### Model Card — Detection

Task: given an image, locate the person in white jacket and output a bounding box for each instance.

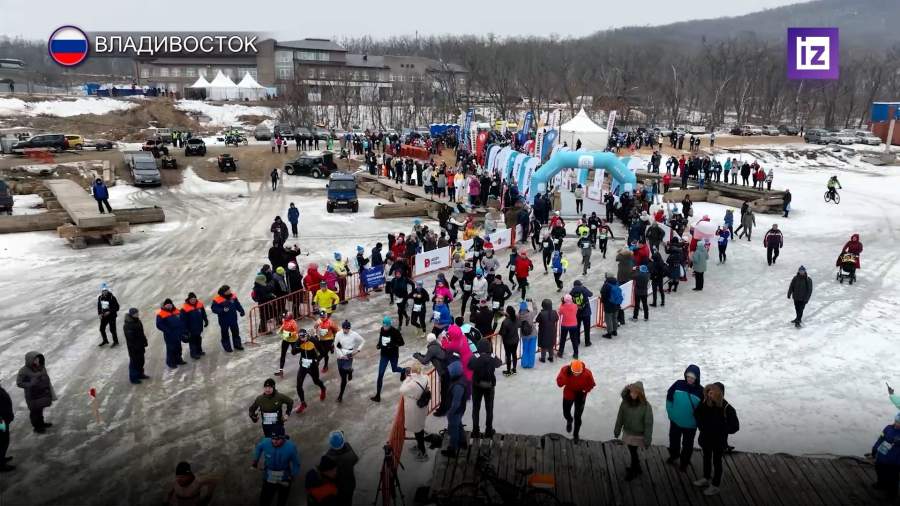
[335,320,365,403]
[471,268,489,304]
[400,362,430,461]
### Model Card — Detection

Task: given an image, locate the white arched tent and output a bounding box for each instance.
[207,71,238,101]
[236,73,267,101]
[188,75,211,89]
[559,108,608,151]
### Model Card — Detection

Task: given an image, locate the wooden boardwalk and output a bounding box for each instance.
[430,433,889,506]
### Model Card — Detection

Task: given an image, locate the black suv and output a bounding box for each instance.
[12,133,68,152]
[284,152,336,178]
[184,138,207,156]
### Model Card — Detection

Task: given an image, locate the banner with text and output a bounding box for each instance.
[414,246,451,276]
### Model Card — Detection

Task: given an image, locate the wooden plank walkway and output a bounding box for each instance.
[429,433,888,506]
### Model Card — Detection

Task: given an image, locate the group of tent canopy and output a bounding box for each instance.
[189,71,267,101]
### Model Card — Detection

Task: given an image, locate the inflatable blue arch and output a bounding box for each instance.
[528,151,637,198]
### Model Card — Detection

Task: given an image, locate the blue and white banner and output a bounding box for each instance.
[462,108,475,150]
[541,129,558,162]
[362,266,386,289]
[517,111,534,146]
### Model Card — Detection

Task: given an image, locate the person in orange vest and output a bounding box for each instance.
[156,299,186,369]
[180,292,209,360]
[313,310,340,373]
[556,359,596,443]
[211,285,246,353]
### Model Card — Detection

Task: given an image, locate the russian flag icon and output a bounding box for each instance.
[49,26,89,67]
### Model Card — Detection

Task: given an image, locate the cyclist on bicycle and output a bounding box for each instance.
[826,175,842,200]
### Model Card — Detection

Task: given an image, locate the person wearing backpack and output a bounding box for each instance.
[400,363,431,461]
[693,382,740,496]
[600,274,623,339]
[666,364,704,471]
[569,280,594,347]
[467,339,502,439]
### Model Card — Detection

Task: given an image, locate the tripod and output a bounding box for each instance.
[373,444,406,506]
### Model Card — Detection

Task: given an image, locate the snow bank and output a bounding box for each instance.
[11,194,45,215]
[175,100,276,127]
[0,97,137,117]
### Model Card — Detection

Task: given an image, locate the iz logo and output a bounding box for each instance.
[787,28,839,80]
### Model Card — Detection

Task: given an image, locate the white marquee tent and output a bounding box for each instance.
[207,71,239,101]
[236,73,267,101]
[559,108,609,151]
[188,75,211,89]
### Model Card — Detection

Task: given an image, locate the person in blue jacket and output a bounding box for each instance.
[211,285,246,352]
[253,424,301,506]
[442,361,470,458]
[569,280,594,347]
[431,295,453,335]
[666,364,704,471]
[92,178,112,214]
[156,299,186,369]
[287,203,300,239]
[180,292,208,360]
[872,413,900,499]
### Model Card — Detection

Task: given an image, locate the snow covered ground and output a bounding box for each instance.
[175,100,276,127]
[0,97,138,118]
[1,148,899,505]
[11,194,45,215]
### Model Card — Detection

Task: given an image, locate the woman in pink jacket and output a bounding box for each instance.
[468,175,481,206]
[441,324,474,382]
[558,294,581,359]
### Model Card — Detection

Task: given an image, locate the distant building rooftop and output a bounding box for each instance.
[277,39,346,52]
[345,54,387,69]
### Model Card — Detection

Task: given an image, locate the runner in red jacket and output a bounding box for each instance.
[556,360,595,443]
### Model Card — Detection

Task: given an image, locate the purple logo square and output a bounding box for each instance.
[787,28,839,80]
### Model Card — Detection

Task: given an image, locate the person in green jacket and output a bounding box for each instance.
[692,241,709,291]
[249,378,294,438]
[614,381,654,481]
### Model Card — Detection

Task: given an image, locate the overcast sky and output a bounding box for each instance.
[0,0,807,40]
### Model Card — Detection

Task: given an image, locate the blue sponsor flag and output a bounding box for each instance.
[462,108,475,150]
[362,266,386,289]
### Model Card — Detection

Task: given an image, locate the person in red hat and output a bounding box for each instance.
[556,359,595,443]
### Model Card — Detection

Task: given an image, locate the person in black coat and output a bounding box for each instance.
[649,250,667,307]
[268,242,288,272]
[498,306,519,375]
[97,284,120,347]
[270,217,289,248]
[371,317,406,403]
[123,308,150,384]
[467,338,501,438]
[413,333,449,416]
[569,280,594,347]
[470,301,496,341]
[0,381,14,472]
[693,382,739,495]
[787,266,813,328]
[535,298,559,363]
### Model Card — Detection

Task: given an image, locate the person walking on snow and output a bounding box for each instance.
[787,266,813,328]
[737,208,755,241]
[156,299,186,369]
[180,292,208,359]
[763,224,784,266]
[666,364,703,471]
[211,285,246,352]
[287,203,300,238]
[400,364,431,461]
[97,283,120,347]
[498,306,520,376]
[16,352,55,433]
[123,308,150,384]
[271,168,280,191]
[570,280,594,347]
[442,361,470,458]
[293,329,327,413]
[371,317,407,403]
[716,226,730,264]
[249,378,293,437]
[782,189,792,218]
[556,360,595,444]
[692,241,708,291]
[632,265,650,319]
[600,274,624,338]
[558,294,581,359]
[92,178,112,214]
[693,382,740,497]
[468,338,502,438]
[614,382,654,481]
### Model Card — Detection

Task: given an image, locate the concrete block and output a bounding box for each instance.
[44,179,116,228]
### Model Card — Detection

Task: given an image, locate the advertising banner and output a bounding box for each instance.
[606,110,617,134]
[587,169,605,201]
[463,108,474,150]
[414,246,451,276]
[362,266,386,289]
[490,228,512,251]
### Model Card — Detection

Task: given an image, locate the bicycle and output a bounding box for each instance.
[824,189,840,204]
[441,449,561,506]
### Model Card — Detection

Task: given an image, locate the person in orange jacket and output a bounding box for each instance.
[556,360,596,443]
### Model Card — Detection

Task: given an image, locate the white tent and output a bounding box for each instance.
[236,73,267,101]
[207,71,238,101]
[559,108,608,151]
[188,75,211,89]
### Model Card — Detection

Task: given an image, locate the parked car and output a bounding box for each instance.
[686,125,706,135]
[87,139,116,151]
[254,124,272,141]
[184,138,207,156]
[217,154,237,172]
[831,130,857,145]
[273,124,294,140]
[12,133,68,152]
[313,127,331,141]
[124,151,161,186]
[729,125,744,135]
[852,130,881,145]
[740,125,763,136]
[653,126,673,137]
[0,179,13,215]
[141,139,169,157]
[156,128,173,143]
[762,125,780,136]
[804,128,832,144]
[777,125,800,135]
[294,127,314,143]
[65,134,85,150]
[674,127,687,137]
[284,151,336,178]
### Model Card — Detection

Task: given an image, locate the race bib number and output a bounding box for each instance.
[280,330,292,340]
[266,470,284,484]
[463,283,472,291]
[492,301,500,309]
[100,301,110,310]
[413,304,423,312]
[262,412,278,425]
[381,336,391,346]
[509,264,516,271]
[301,358,313,368]
[599,233,607,239]
[433,310,441,320]
[318,328,328,337]
[878,441,893,455]
[590,225,597,230]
